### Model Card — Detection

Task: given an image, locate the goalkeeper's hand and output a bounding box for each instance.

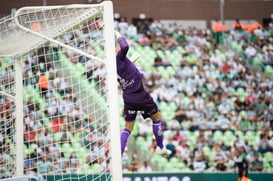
[115,31,122,39]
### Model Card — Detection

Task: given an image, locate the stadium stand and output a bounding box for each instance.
[0,16,272,175]
[117,18,273,173]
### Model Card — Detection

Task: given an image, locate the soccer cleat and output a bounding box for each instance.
[155,147,171,156]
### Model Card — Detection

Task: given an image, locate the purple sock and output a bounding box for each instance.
[152,120,163,149]
[120,128,131,155]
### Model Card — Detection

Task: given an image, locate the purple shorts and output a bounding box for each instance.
[123,90,158,121]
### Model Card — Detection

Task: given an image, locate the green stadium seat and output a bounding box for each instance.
[29,143,38,154]
[72,141,82,149]
[77,147,88,161]
[239,111,247,118]
[90,163,102,173]
[265,65,273,75]
[176,46,184,54]
[62,143,73,158]
[169,157,180,165]
[170,163,185,171]
[171,51,181,67]
[235,130,244,140]
[244,130,257,145]
[186,131,198,148]
[224,130,235,146]
[130,121,139,137]
[157,66,169,79]
[162,107,175,122]
[24,144,29,157]
[158,101,168,111]
[213,130,223,143]
[164,162,176,171]
[155,156,169,170]
[263,152,273,172]
[177,162,188,170]
[78,164,91,174]
[166,66,175,76]
[202,146,213,161]
[185,55,196,63]
[135,137,145,147]
[236,87,246,99]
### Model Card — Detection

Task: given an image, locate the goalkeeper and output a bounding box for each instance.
[115,31,171,156]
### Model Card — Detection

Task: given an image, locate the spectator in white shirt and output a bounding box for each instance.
[138,161,152,173]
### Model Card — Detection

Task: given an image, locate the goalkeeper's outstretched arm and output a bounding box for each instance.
[115,31,140,63]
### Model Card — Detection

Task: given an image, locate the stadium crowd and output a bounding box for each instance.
[0,16,272,177]
[116,17,273,173]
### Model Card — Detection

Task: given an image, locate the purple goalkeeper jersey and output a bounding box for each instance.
[116,37,144,101]
[116,37,159,121]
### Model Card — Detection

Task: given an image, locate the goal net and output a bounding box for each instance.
[0,1,122,181]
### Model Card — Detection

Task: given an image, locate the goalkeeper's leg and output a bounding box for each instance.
[120,121,135,155]
[151,112,171,156]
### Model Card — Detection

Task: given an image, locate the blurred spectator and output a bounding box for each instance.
[53,152,68,173]
[165,137,176,160]
[138,161,152,172]
[118,17,129,37]
[177,143,191,164]
[128,153,140,172]
[187,150,196,170]
[50,116,65,133]
[39,128,53,147]
[101,157,111,172]
[53,72,70,96]
[249,153,264,172]
[137,118,151,140]
[212,144,227,171]
[257,133,273,154]
[138,33,151,47]
[36,155,52,174]
[69,151,80,173]
[49,142,61,158]
[233,19,244,31]
[233,148,249,181]
[86,144,100,165]
[149,138,157,153]
[38,72,49,98]
[122,148,129,171]
[193,153,207,172]
[24,153,36,174]
[215,113,231,131]
[127,23,138,40]
[153,51,163,67]
[150,20,163,36]
[24,125,37,148]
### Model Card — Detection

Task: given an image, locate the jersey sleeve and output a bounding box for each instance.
[118,37,129,60]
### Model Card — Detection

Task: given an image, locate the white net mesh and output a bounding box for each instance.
[0,2,120,181]
[0,56,16,178]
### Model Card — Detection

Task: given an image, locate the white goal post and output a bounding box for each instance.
[0,1,122,181]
